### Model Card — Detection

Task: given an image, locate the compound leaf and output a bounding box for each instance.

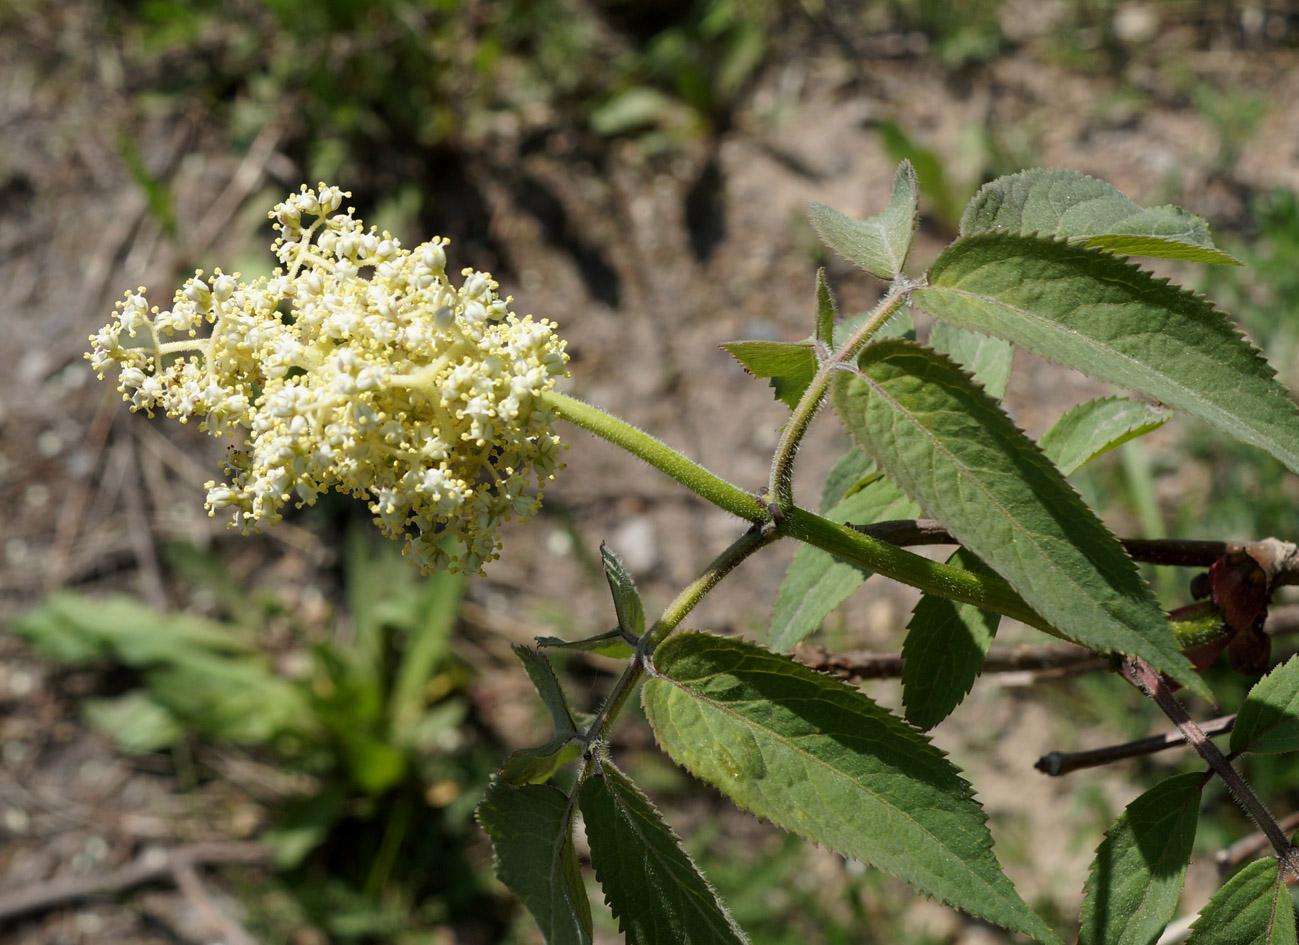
[808,160,919,280]
[913,233,1299,476]
[832,340,1209,699]
[1040,398,1172,476]
[1077,772,1203,945]
[643,631,1062,945]
[1186,858,1296,945]
[579,757,749,945]
[477,780,592,945]
[902,547,1001,731]
[1231,657,1299,755]
[769,477,917,651]
[960,168,1240,265]
[720,340,818,410]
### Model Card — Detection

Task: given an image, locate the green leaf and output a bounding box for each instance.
[769,477,918,651]
[579,757,749,945]
[389,569,463,741]
[815,268,837,345]
[929,322,1013,400]
[902,548,1001,730]
[820,447,876,511]
[720,340,817,410]
[913,233,1299,476]
[1186,858,1296,945]
[537,628,636,660]
[499,736,584,786]
[83,692,184,753]
[807,160,919,280]
[1040,398,1172,476]
[513,645,578,736]
[1231,657,1299,755]
[643,632,1061,945]
[960,167,1241,265]
[477,780,593,945]
[1077,772,1203,945]
[832,340,1210,700]
[602,543,646,638]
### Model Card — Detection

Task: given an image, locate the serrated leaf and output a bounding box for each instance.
[513,645,577,736]
[721,340,817,410]
[807,160,919,279]
[815,268,837,344]
[537,628,635,660]
[832,340,1210,699]
[642,632,1061,945]
[929,322,1013,400]
[579,757,749,945]
[1040,398,1172,476]
[1077,772,1203,945]
[477,781,592,945]
[913,233,1299,476]
[902,547,1001,730]
[769,477,918,651]
[961,167,1241,265]
[1231,657,1299,755]
[1186,858,1296,945]
[499,736,584,786]
[601,543,646,638]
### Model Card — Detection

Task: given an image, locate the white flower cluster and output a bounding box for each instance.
[89,184,569,573]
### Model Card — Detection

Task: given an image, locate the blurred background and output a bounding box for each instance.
[4,1,1299,942]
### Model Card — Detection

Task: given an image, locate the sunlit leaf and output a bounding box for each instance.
[720,340,817,410]
[1231,657,1299,755]
[1186,858,1296,945]
[807,160,919,279]
[602,543,646,638]
[815,268,836,344]
[929,322,1013,400]
[1040,398,1172,476]
[643,632,1062,945]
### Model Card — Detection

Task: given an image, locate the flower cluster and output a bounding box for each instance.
[89,184,568,573]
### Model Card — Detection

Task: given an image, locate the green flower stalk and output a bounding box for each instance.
[88,185,570,573]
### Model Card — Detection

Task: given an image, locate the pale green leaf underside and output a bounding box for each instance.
[601,543,646,638]
[1231,657,1299,755]
[820,448,875,511]
[536,627,636,660]
[960,167,1241,265]
[808,160,919,280]
[832,340,1208,699]
[914,233,1299,476]
[1040,397,1172,476]
[477,781,592,945]
[1077,772,1203,945]
[902,547,1001,731]
[1186,858,1296,945]
[498,736,583,785]
[929,322,1013,400]
[720,340,817,410]
[769,478,918,651]
[643,632,1062,945]
[579,758,750,945]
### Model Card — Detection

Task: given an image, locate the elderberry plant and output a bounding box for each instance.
[90,167,1299,944]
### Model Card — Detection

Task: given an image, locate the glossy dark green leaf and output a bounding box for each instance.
[720,340,817,410]
[1186,858,1296,945]
[579,757,749,945]
[1231,657,1299,755]
[807,160,919,279]
[643,632,1061,945]
[1077,772,1203,945]
[601,543,646,639]
[913,234,1299,475]
[1040,398,1172,476]
[832,340,1209,699]
[477,780,592,945]
[902,547,1001,730]
[960,168,1241,265]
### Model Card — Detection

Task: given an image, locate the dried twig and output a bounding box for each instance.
[799,642,1104,683]
[1036,715,1236,776]
[1217,810,1299,874]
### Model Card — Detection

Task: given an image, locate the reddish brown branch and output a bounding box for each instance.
[1036,715,1236,776]
[800,642,1104,682]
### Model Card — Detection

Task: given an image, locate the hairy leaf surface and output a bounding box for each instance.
[643,632,1062,945]
[832,341,1208,698]
[1186,858,1296,945]
[720,340,817,410]
[477,781,592,945]
[808,160,918,279]
[1077,772,1203,945]
[820,448,876,511]
[929,322,1013,400]
[579,757,749,945]
[913,234,1299,476]
[1231,657,1299,755]
[770,478,917,651]
[960,168,1240,264]
[601,543,646,638]
[1040,398,1172,476]
[902,547,1001,730]
[513,645,577,735]
[815,268,837,344]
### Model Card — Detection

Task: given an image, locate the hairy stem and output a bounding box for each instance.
[768,283,910,507]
